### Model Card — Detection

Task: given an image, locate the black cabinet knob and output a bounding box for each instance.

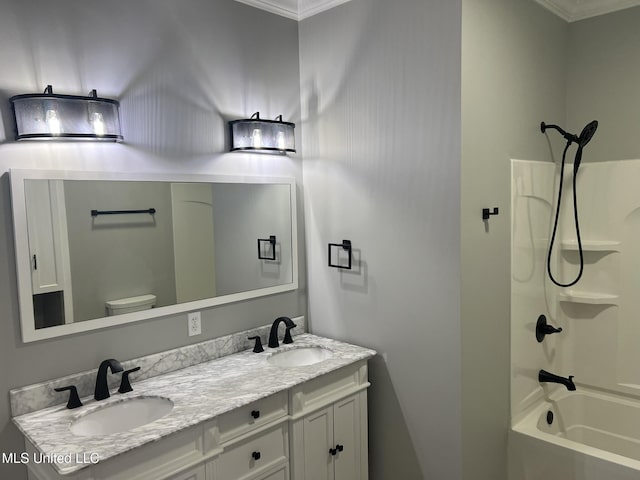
[251,410,260,419]
[252,451,261,461]
[329,447,337,456]
[336,444,344,452]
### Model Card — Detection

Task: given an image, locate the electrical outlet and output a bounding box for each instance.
[188,311,201,336]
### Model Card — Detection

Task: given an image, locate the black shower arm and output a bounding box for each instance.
[540,122,578,144]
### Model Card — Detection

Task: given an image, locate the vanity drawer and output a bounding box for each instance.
[217,391,288,443]
[290,360,368,417]
[214,423,288,480]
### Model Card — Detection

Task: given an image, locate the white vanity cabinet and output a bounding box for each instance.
[289,361,369,480]
[294,394,363,480]
[22,359,370,480]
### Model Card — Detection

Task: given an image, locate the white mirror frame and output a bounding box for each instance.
[10,169,298,343]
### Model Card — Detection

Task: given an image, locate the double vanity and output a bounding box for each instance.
[8,171,374,479]
[11,321,375,480]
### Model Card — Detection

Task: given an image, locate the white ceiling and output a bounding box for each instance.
[234,0,351,21]
[237,0,640,23]
[534,0,640,22]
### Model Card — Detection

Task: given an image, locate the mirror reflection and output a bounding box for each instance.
[16,175,294,334]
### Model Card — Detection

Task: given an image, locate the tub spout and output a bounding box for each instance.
[539,369,576,391]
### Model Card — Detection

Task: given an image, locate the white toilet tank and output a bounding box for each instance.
[105,294,156,316]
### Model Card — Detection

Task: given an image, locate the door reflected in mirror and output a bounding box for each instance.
[11,171,298,342]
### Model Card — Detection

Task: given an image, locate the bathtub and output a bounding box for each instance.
[509,387,640,480]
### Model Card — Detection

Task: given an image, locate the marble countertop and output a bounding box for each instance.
[12,334,375,475]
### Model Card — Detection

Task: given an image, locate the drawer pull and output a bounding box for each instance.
[251,410,260,419]
[252,451,261,461]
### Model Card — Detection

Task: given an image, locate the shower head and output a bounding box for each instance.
[540,120,599,148]
[577,120,598,147]
[574,121,598,174]
[541,120,599,173]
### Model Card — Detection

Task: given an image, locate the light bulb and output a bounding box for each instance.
[91,112,105,136]
[46,109,61,135]
[251,128,262,148]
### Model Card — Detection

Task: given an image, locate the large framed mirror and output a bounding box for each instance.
[10,169,298,342]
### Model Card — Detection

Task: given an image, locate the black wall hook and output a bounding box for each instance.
[482,207,499,220]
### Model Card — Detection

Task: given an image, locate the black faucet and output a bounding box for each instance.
[268,316,296,348]
[538,369,576,391]
[95,358,124,400]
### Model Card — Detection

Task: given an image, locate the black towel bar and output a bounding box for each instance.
[91,208,156,217]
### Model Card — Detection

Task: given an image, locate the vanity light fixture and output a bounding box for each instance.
[229,112,295,153]
[10,85,123,141]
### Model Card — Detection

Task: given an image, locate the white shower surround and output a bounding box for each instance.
[510,158,640,478]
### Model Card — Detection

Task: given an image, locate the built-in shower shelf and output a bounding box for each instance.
[558,291,619,305]
[560,240,620,252]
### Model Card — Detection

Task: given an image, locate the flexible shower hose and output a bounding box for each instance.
[546,142,584,287]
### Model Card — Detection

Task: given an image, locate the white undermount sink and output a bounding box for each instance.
[70,396,174,437]
[267,347,334,367]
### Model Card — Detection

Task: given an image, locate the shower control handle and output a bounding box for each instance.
[536,314,563,343]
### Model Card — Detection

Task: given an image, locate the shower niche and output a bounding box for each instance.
[556,245,620,307]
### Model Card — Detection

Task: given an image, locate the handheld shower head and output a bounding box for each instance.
[577,120,598,147]
[542,119,599,289]
[574,121,598,173]
[541,120,599,173]
[541,120,598,148]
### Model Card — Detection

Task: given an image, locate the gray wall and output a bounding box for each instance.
[566,6,640,162]
[0,1,304,479]
[299,0,462,478]
[65,181,177,321]
[461,1,567,479]
[213,184,293,295]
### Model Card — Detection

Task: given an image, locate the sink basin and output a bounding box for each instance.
[267,347,333,367]
[70,396,173,437]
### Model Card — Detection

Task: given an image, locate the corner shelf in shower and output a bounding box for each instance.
[560,240,620,252]
[557,290,619,305]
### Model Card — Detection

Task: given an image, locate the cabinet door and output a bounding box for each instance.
[167,464,206,480]
[333,394,361,480]
[302,405,334,480]
[24,179,66,293]
[24,179,74,324]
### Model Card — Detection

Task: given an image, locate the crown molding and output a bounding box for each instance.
[235,0,351,21]
[535,0,640,22]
